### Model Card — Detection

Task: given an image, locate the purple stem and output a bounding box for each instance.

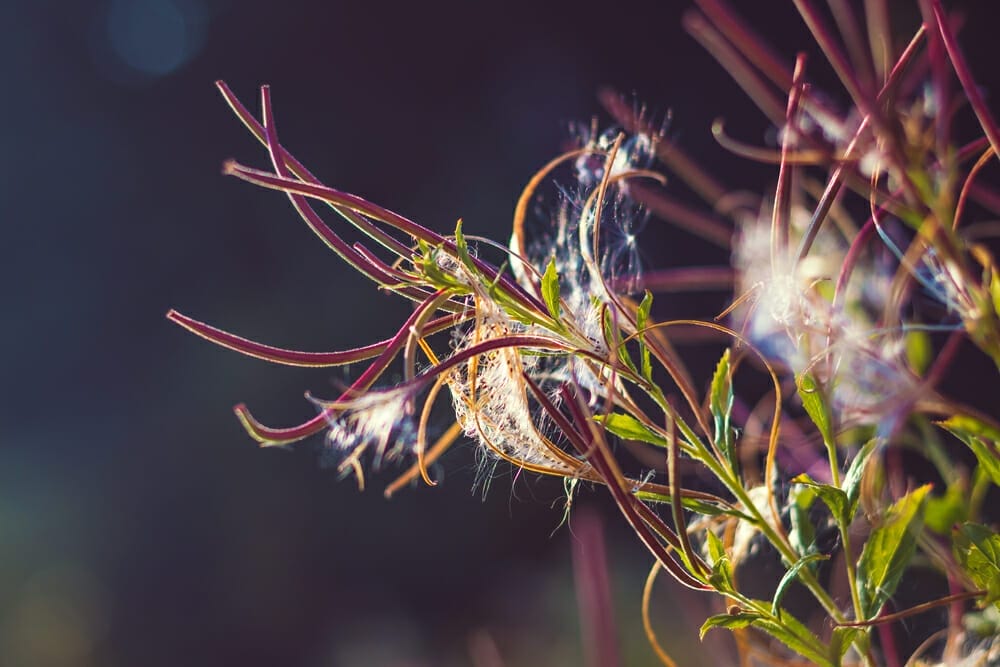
[931,0,1000,161]
[629,266,734,293]
[166,309,463,368]
[235,290,453,444]
[571,509,621,667]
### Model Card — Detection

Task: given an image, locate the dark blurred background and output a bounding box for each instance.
[2,1,998,665]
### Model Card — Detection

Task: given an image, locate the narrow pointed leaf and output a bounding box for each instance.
[793,473,848,525]
[857,484,931,619]
[709,348,736,471]
[705,529,726,565]
[925,481,967,534]
[541,256,561,320]
[788,484,817,558]
[843,438,879,518]
[938,416,1000,486]
[772,553,829,616]
[829,626,866,664]
[954,522,1000,609]
[753,611,833,667]
[636,290,654,380]
[594,413,667,447]
[797,372,836,450]
[699,612,762,639]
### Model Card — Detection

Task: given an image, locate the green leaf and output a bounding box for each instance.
[938,417,1000,486]
[963,437,1000,487]
[593,413,666,447]
[792,474,848,525]
[938,414,1000,442]
[702,601,832,666]
[417,235,480,296]
[924,481,967,534]
[954,522,1000,609]
[709,349,733,419]
[991,269,1000,318]
[709,560,735,594]
[905,329,932,374]
[710,349,737,472]
[541,257,561,321]
[788,484,817,558]
[857,484,931,619]
[704,532,736,594]
[797,372,836,450]
[454,218,469,260]
[485,265,551,328]
[842,438,879,520]
[772,553,829,617]
[829,626,866,664]
[699,612,762,639]
[599,304,638,375]
[705,529,726,564]
[683,502,753,521]
[636,290,653,381]
[753,611,833,667]
[452,218,481,276]
[634,492,751,519]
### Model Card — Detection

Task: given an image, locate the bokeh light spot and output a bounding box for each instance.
[106,0,194,76]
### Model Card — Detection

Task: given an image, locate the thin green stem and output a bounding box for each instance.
[839,526,865,624]
[826,437,842,488]
[694,442,849,625]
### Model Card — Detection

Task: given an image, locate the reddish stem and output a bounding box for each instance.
[571,509,621,667]
[931,1,1000,161]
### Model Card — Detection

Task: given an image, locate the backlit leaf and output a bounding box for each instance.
[541,256,561,321]
[797,372,835,450]
[792,474,848,525]
[772,553,829,617]
[636,290,653,381]
[710,349,737,472]
[700,612,762,639]
[843,439,879,520]
[938,416,1000,486]
[857,485,931,619]
[594,413,666,447]
[954,522,1000,609]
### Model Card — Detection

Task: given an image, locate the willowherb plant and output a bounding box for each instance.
[171,1,1000,664]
